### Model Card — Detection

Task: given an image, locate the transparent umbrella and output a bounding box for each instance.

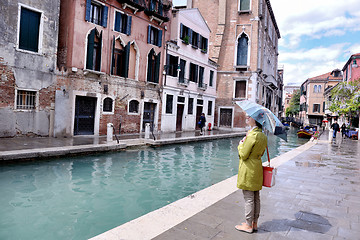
[236,100,287,141]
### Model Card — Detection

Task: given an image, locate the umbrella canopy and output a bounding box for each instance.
[236,100,287,141]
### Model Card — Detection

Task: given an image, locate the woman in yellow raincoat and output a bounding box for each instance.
[235,116,267,233]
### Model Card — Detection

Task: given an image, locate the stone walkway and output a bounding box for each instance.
[151,133,360,239]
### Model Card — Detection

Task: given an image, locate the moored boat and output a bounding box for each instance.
[297,129,313,138]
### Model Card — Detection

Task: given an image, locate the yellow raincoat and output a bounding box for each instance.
[237,127,268,191]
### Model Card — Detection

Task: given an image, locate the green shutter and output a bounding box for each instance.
[86,29,95,70]
[123,42,130,78]
[155,52,161,83]
[111,36,115,74]
[96,32,102,71]
[147,50,153,82]
[19,8,40,52]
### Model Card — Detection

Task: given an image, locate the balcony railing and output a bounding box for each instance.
[198,82,207,90]
[117,0,146,12]
[144,0,170,22]
[178,78,189,86]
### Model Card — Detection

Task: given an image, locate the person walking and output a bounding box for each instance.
[198,113,206,135]
[235,115,268,233]
[331,121,340,139]
[341,123,346,138]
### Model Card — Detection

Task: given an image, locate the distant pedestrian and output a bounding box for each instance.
[341,123,346,138]
[198,113,206,135]
[331,121,340,138]
[235,115,267,233]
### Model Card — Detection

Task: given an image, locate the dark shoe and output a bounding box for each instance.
[252,222,258,232]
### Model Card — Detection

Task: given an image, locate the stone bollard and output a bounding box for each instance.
[145,123,150,139]
[328,129,333,142]
[107,123,113,142]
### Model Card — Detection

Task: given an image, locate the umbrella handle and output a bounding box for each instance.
[266,146,270,167]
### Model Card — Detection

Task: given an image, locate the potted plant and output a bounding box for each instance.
[183,35,189,45]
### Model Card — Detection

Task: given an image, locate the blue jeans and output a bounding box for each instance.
[333,130,337,138]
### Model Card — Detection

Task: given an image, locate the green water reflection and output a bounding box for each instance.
[0,127,307,240]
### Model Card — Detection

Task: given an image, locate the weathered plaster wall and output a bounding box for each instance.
[0,0,60,137]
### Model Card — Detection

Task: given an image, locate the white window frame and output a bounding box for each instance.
[102,96,115,115]
[83,28,104,74]
[233,79,248,99]
[238,0,251,13]
[14,88,39,111]
[16,3,44,55]
[128,99,141,115]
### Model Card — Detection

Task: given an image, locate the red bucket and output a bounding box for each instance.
[263,166,276,188]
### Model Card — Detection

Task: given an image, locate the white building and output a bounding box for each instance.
[160,8,217,132]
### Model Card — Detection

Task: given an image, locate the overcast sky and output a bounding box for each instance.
[173,0,360,86]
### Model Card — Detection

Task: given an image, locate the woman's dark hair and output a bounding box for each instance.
[255,121,262,129]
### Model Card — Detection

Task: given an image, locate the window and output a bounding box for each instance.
[147,25,162,47]
[318,85,322,93]
[188,97,194,114]
[166,94,173,114]
[313,104,320,113]
[239,0,250,11]
[166,54,179,77]
[178,96,185,103]
[235,81,246,98]
[209,70,214,87]
[18,6,41,52]
[86,28,102,71]
[111,38,129,77]
[179,59,186,83]
[237,33,248,66]
[129,100,139,113]
[208,101,213,116]
[189,63,198,82]
[198,66,204,88]
[85,0,108,27]
[180,24,190,43]
[114,11,132,35]
[200,36,208,53]
[103,98,113,112]
[191,31,199,48]
[313,85,317,93]
[16,90,36,110]
[147,49,161,83]
[197,99,203,105]
[323,101,325,112]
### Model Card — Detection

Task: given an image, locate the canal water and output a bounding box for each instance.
[0,127,307,240]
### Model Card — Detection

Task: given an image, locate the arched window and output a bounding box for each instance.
[103,97,113,112]
[236,33,248,66]
[86,28,102,71]
[147,49,160,83]
[314,85,317,93]
[318,85,322,93]
[129,100,139,113]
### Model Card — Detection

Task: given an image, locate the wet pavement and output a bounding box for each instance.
[150,132,360,240]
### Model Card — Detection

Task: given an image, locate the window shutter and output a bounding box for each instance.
[180,23,183,39]
[115,12,121,32]
[19,8,40,52]
[196,33,200,48]
[150,0,155,11]
[155,52,161,83]
[85,0,91,22]
[166,54,170,75]
[102,6,108,27]
[204,38,208,52]
[126,15,132,35]
[194,65,198,83]
[157,30,162,47]
[189,29,193,44]
[86,29,95,70]
[96,32,102,71]
[123,42,130,78]
[147,50,153,82]
[111,36,115,75]
[147,25,151,44]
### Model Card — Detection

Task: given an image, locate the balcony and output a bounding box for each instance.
[144,0,171,23]
[117,0,146,13]
[178,78,189,86]
[198,82,207,90]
